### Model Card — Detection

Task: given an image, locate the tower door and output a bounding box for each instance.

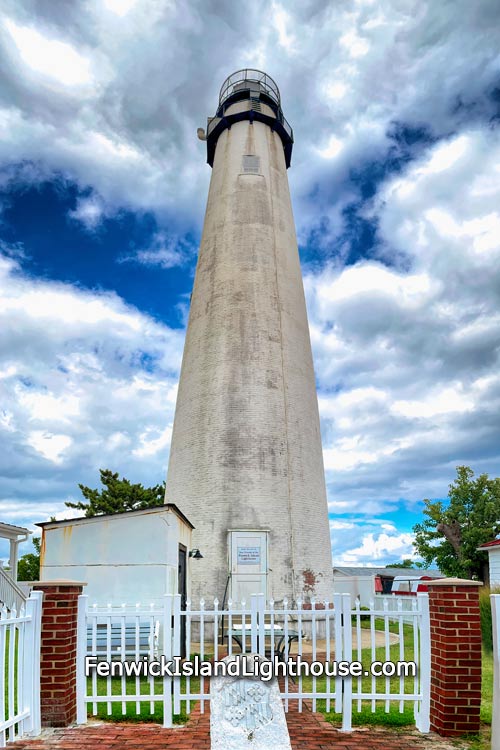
[229,531,268,603]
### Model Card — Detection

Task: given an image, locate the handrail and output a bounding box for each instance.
[0,566,27,613]
[219,572,232,644]
[219,69,281,107]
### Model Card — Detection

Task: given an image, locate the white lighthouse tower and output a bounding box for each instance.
[166,70,333,604]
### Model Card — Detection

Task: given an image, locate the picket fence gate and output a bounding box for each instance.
[0,590,42,746]
[76,592,430,733]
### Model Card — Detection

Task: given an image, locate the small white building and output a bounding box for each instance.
[333,566,443,606]
[0,521,31,583]
[38,505,194,605]
[0,521,32,611]
[478,539,500,586]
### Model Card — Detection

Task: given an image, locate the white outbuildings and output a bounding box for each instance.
[333,566,443,606]
[38,505,194,605]
[478,539,500,586]
[0,521,31,583]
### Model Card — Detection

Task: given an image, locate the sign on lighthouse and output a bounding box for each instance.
[166,69,333,604]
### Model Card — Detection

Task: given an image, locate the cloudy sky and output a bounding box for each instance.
[1,0,500,568]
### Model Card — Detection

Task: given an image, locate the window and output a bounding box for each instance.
[242,154,260,173]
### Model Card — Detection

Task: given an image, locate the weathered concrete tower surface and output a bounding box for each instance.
[166,70,333,604]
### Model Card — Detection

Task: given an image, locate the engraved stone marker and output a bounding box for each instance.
[210,654,292,750]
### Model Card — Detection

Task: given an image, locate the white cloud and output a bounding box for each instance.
[26,431,73,463]
[330,520,355,530]
[392,386,474,419]
[121,231,192,269]
[4,19,92,87]
[324,81,348,101]
[0,0,498,234]
[133,425,172,457]
[0,251,184,535]
[419,136,469,176]
[68,193,110,230]
[17,390,80,423]
[339,531,415,564]
[339,30,370,58]
[317,135,344,159]
[306,125,500,549]
[1,0,500,567]
[329,515,418,566]
[271,2,296,52]
[103,0,140,17]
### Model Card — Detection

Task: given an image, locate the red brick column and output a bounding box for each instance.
[32,581,85,727]
[426,578,482,737]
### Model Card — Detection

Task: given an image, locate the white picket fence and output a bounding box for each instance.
[374,593,424,623]
[76,592,430,733]
[0,591,43,746]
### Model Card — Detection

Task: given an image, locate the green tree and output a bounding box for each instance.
[413,465,500,581]
[65,469,165,517]
[386,559,416,569]
[17,537,41,581]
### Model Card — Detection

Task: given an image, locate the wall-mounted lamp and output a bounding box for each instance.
[189,548,203,560]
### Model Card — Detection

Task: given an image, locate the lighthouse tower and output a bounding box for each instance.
[166,70,333,604]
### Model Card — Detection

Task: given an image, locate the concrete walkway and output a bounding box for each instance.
[9,703,475,750]
[193,628,399,658]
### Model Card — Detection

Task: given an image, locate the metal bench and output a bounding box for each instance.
[86,621,159,659]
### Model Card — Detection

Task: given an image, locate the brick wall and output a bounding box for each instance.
[426,578,482,736]
[33,581,84,727]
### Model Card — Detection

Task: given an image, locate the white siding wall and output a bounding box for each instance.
[333,575,375,606]
[488,548,500,586]
[40,508,191,605]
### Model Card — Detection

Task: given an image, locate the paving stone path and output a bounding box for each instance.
[9,701,475,750]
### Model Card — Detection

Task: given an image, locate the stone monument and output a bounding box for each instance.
[210,654,292,750]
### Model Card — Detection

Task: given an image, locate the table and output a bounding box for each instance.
[225,624,299,660]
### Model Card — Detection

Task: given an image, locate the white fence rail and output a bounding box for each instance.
[374,593,423,623]
[76,599,167,725]
[173,594,345,727]
[77,592,430,733]
[0,591,42,746]
[351,593,430,732]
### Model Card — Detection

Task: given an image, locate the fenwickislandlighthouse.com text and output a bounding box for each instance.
[85,655,416,680]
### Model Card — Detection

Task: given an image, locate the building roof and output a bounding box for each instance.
[36,504,194,530]
[477,539,500,549]
[0,522,31,540]
[333,565,442,578]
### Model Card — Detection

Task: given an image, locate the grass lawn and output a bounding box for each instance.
[481,648,493,725]
[87,672,202,725]
[316,617,494,734]
[303,618,419,729]
[2,628,19,720]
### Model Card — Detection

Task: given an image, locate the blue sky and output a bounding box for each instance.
[1,0,500,568]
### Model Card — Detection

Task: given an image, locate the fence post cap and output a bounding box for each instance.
[424,577,483,587]
[31,579,87,588]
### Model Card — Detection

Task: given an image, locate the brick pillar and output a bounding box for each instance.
[32,581,85,727]
[426,578,482,737]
